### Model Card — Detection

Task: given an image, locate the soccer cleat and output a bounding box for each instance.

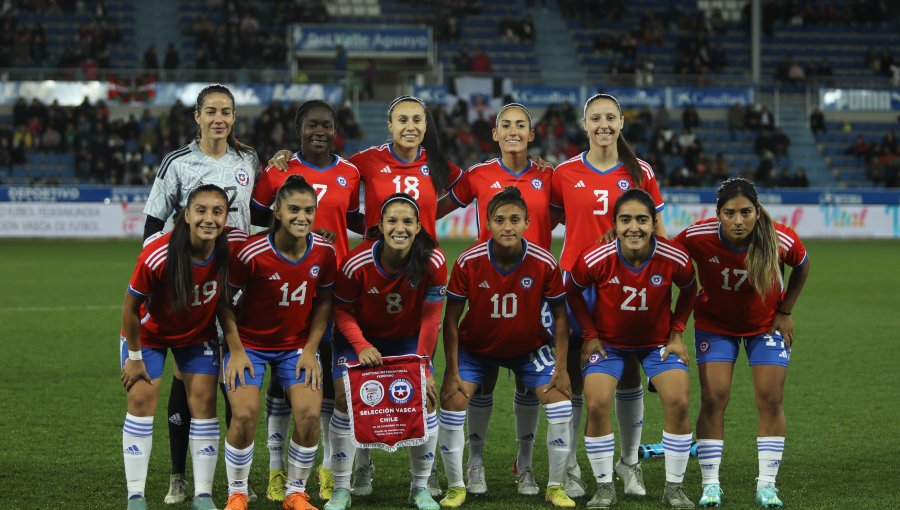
[661,482,695,509]
[614,459,647,496]
[465,464,487,495]
[350,461,374,496]
[545,485,577,508]
[268,469,288,501]
[284,491,318,510]
[318,465,335,501]
[586,482,617,509]
[248,482,257,502]
[191,494,218,510]
[224,493,248,510]
[699,483,723,507]
[408,487,440,510]
[427,466,443,497]
[127,496,148,510]
[323,488,352,510]
[562,465,586,498]
[755,483,783,508]
[164,473,188,504]
[515,467,540,496]
[638,442,665,459]
[439,486,466,508]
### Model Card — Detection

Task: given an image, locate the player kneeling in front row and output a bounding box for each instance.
[567,189,698,509]
[220,176,336,510]
[439,187,576,509]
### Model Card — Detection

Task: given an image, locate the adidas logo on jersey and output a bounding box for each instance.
[607,276,620,284]
[490,181,502,189]
[367,286,379,294]
[478,280,490,289]
[380,166,392,173]
[708,256,720,264]
[269,272,281,280]
[574,180,586,188]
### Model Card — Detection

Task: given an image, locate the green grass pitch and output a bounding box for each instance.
[1,238,898,510]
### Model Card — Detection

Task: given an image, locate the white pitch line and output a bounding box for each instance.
[0,304,120,313]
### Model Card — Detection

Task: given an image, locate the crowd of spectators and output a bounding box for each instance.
[844,127,899,187]
[0,96,365,186]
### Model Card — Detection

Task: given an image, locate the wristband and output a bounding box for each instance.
[777,309,792,315]
[128,349,143,361]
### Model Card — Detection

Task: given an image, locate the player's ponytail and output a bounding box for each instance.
[388,96,451,193]
[166,184,231,313]
[375,192,437,288]
[716,177,780,297]
[271,175,317,232]
[583,93,644,186]
[487,186,529,221]
[195,84,255,158]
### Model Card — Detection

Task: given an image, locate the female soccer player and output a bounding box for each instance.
[550,93,667,498]
[142,84,261,505]
[251,100,361,502]
[436,103,555,496]
[325,193,447,510]
[438,187,575,509]
[566,189,697,510]
[674,178,810,508]
[219,175,336,510]
[121,184,245,510]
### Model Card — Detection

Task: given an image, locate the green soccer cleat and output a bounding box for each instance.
[699,483,723,507]
[324,488,352,510]
[409,487,440,510]
[755,483,784,508]
[439,486,467,508]
[127,496,148,510]
[191,494,219,510]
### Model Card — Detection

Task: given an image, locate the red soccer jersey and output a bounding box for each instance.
[334,240,448,340]
[251,153,360,262]
[550,152,664,271]
[349,144,462,240]
[447,239,565,359]
[229,233,336,350]
[674,218,808,336]
[569,237,695,349]
[127,228,248,349]
[449,158,553,249]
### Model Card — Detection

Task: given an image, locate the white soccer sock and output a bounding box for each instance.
[329,411,355,489]
[466,394,493,467]
[438,409,467,488]
[568,394,584,472]
[662,431,693,483]
[122,413,153,498]
[224,441,254,496]
[757,436,785,486]
[320,398,335,470]
[266,395,291,471]
[408,411,438,489]
[545,401,573,486]
[615,386,644,465]
[696,439,724,485]
[189,418,220,496]
[286,440,318,495]
[514,391,540,472]
[585,433,615,484]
